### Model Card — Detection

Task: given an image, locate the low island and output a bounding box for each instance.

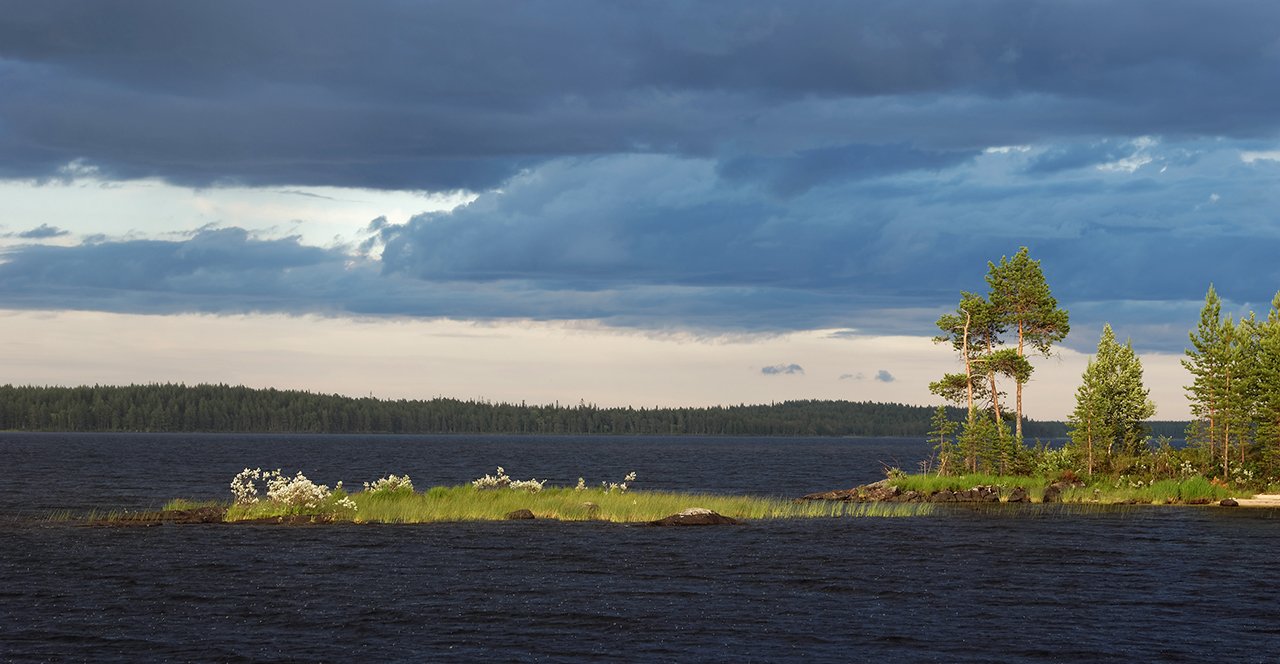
[79,460,1280,530]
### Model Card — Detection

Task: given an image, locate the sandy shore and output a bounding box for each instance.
[1233,494,1280,507]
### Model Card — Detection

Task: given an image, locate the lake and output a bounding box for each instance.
[2,433,1278,662]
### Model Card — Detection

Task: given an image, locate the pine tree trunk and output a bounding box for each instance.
[962,311,976,473]
[987,337,1001,425]
[1016,321,1025,439]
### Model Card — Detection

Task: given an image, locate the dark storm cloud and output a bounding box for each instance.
[2,1,1279,189]
[7,223,70,239]
[719,144,980,196]
[1,2,1277,352]
[3,146,1276,352]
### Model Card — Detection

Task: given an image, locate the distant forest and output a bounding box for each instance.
[0,384,1188,438]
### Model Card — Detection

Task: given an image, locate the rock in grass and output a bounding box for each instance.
[649,508,740,526]
[1006,486,1030,503]
[505,509,536,520]
[1219,498,1239,507]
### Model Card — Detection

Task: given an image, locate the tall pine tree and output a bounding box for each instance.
[1257,293,1280,473]
[986,247,1070,440]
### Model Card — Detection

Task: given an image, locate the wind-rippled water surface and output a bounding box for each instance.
[3,433,1278,662]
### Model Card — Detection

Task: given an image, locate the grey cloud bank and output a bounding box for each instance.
[1,1,1278,353]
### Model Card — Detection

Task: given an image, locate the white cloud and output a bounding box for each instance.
[1240,150,1280,163]
[0,177,473,250]
[1096,136,1158,173]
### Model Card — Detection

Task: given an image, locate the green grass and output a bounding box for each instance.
[162,498,223,511]
[889,473,1043,494]
[223,485,932,523]
[891,472,1239,504]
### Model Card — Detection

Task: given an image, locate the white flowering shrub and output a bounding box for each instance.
[229,468,344,514]
[509,478,546,492]
[266,471,332,510]
[471,467,546,493]
[231,468,265,505]
[594,471,639,494]
[363,474,414,496]
[336,497,358,512]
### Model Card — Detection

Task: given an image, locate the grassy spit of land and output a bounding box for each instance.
[142,486,932,525]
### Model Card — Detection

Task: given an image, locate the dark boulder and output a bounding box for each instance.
[799,488,861,501]
[649,508,740,526]
[930,490,956,503]
[1219,498,1239,507]
[1042,484,1062,503]
[1006,486,1030,503]
[505,509,536,520]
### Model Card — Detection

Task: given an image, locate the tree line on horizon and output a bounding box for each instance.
[0,383,1184,437]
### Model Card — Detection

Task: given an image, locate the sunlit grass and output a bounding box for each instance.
[223,485,932,523]
[892,472,1238,504]
[1052,477,1235,504]
[162,498,223,511]
[889,473,1041,494]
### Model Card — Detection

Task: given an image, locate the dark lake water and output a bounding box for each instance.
[3,432,1279,662]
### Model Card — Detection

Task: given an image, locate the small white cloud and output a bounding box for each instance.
[1096,154,1153,174]
[983,145,1032,154]
[1096,136,1157,173]
[56,158,102,179]
[838,372,865,381]
[1209,193,1220,203]
[1240,150,1280,164]
[874,369,896,383]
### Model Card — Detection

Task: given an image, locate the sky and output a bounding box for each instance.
[2,1,1279,420]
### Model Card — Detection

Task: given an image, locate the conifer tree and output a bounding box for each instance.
[986,247,1070,439]
[928,406,959,475]
[1068,355,1105,475]
[1068,324,1155,473]
[1183,285,1234,476]
[1257,293,1280,473]
[931,292,1002,470]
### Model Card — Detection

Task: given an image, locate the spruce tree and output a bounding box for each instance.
[1068,324,1156,473]
[1183,285,1234,476]
[1257,293,1280,473]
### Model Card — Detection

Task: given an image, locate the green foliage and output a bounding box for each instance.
[933,247,1069,466]
[1068,324,1156,474]
[1183,287,1280,477]
[888,472,1035,494]
[985,247,1070,438]
[927,406,960,475]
